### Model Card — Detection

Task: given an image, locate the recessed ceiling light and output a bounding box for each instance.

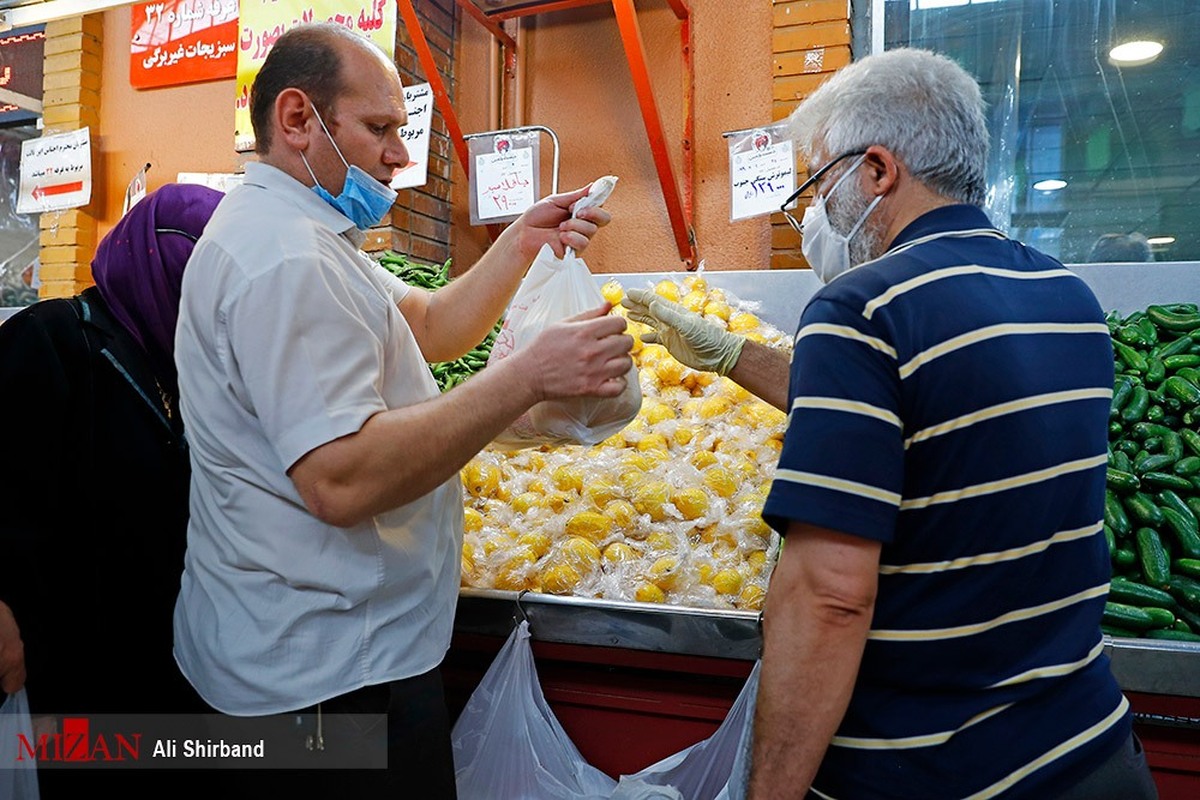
[1033,179,1067,191]
[1147,236,1176,246]
[1108,40,1164,66]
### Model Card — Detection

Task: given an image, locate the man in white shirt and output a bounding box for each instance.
[173,21,631,797]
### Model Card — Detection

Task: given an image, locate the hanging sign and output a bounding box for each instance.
[726,122,795,221]
[130,0,239,89]
[466,129,542,225]
[235,0,396,152]
[390,82,433,191]
[17,128,92,215]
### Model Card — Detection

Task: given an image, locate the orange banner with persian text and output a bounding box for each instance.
[130,0,239,89]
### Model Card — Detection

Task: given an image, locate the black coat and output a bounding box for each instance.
[0,287,199,714]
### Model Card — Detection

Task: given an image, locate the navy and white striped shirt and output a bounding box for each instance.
[763,205,1129,799]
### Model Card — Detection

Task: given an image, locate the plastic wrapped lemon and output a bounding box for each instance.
[565,510,613,543]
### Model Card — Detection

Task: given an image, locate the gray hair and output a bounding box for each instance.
[788,48,989,207]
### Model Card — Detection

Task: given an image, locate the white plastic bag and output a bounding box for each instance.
[488,178,641,450]
[452,620,616,800]
[0,690,41,800]
[610,660,760,800]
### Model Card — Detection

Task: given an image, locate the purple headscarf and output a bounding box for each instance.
[91,183,223,385]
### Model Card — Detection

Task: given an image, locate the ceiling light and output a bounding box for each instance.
[1146,236,1175,246]
[1108,40,1164,67]
[1033,179,1067,191]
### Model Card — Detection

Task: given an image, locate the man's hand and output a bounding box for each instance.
[512,182,613,260]
[0,600,26,694]
[624,286,745,376]
[521,304,634,402]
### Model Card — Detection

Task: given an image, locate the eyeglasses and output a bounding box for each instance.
[780,149,868,234]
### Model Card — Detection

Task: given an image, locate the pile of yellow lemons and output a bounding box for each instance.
[460,275,793,612]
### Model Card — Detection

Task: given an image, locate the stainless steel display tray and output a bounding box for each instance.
[455,588,1200,697]
[454,261,1200,698]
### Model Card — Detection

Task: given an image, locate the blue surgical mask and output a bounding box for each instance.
[299,104,398,230]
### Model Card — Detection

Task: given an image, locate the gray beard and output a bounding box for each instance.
[829,185,885,267]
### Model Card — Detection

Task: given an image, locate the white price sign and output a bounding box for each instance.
[18,128,93,215]
[730,135,795,221]
[474,147,535,221]
[391,82,434,191]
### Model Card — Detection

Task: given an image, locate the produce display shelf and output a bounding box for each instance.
[453,260,1200,699]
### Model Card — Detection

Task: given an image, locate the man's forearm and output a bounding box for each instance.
[748,527,877,798]
[728,339,791,412]
[749,601,871,797]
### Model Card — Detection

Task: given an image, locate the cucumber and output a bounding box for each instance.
[1175,605,1200,633]
[1111,377,1134,417]
[1145,628,1200,641]
[1146,358,1167,385]
[1163,375,1200,405]
[1182,429,1200,457]
[1121,384,1150,421]
[1156,334,1197,359]
[1160,506,1200,559]
[1107,469,1141,493]
[1114,548,1137,569]
[1168,575,1200,611]
[1124,493,1163,526]
[1174,558,1200,580]
[1141,472,1195,493]
[1109,577,1178,609]
[1163,355,1200,371]
[1115,439,1140,457]
[1134,454,1177,474]
[1156,489,1198,527]
[1147,305,1200,332]
[1103,602,1156,631]
[1105,490,1132,537]
[1136,527,1171,587]
[1114,341,1149,374]
[1173,456,1200,476]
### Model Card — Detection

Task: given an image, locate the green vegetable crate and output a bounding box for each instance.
[1104,303,1200,643]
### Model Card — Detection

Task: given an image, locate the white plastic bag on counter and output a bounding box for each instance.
[452,620,616,800]
[488,177,641,450]
[610,660,759,800]
[0,690,41,800]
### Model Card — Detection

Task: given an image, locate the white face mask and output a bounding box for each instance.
[800,154,882,284]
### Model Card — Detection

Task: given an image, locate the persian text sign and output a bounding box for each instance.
[390,82,433,191]
[475,147,535,221]
[235,0,395,152]
[130,0,239,89]
[17,129,92,215]
[728,126,794,221]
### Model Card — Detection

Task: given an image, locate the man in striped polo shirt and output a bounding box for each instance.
[630,48,1157,800]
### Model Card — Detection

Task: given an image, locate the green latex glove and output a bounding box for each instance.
[624,286,745,376]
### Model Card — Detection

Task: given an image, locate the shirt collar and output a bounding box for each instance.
[241,161,366,249]
[888,204,998,251]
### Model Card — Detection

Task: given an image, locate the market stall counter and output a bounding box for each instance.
[444,265,1200,797]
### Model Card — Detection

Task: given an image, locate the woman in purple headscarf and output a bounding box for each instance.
[0,184,223,735]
